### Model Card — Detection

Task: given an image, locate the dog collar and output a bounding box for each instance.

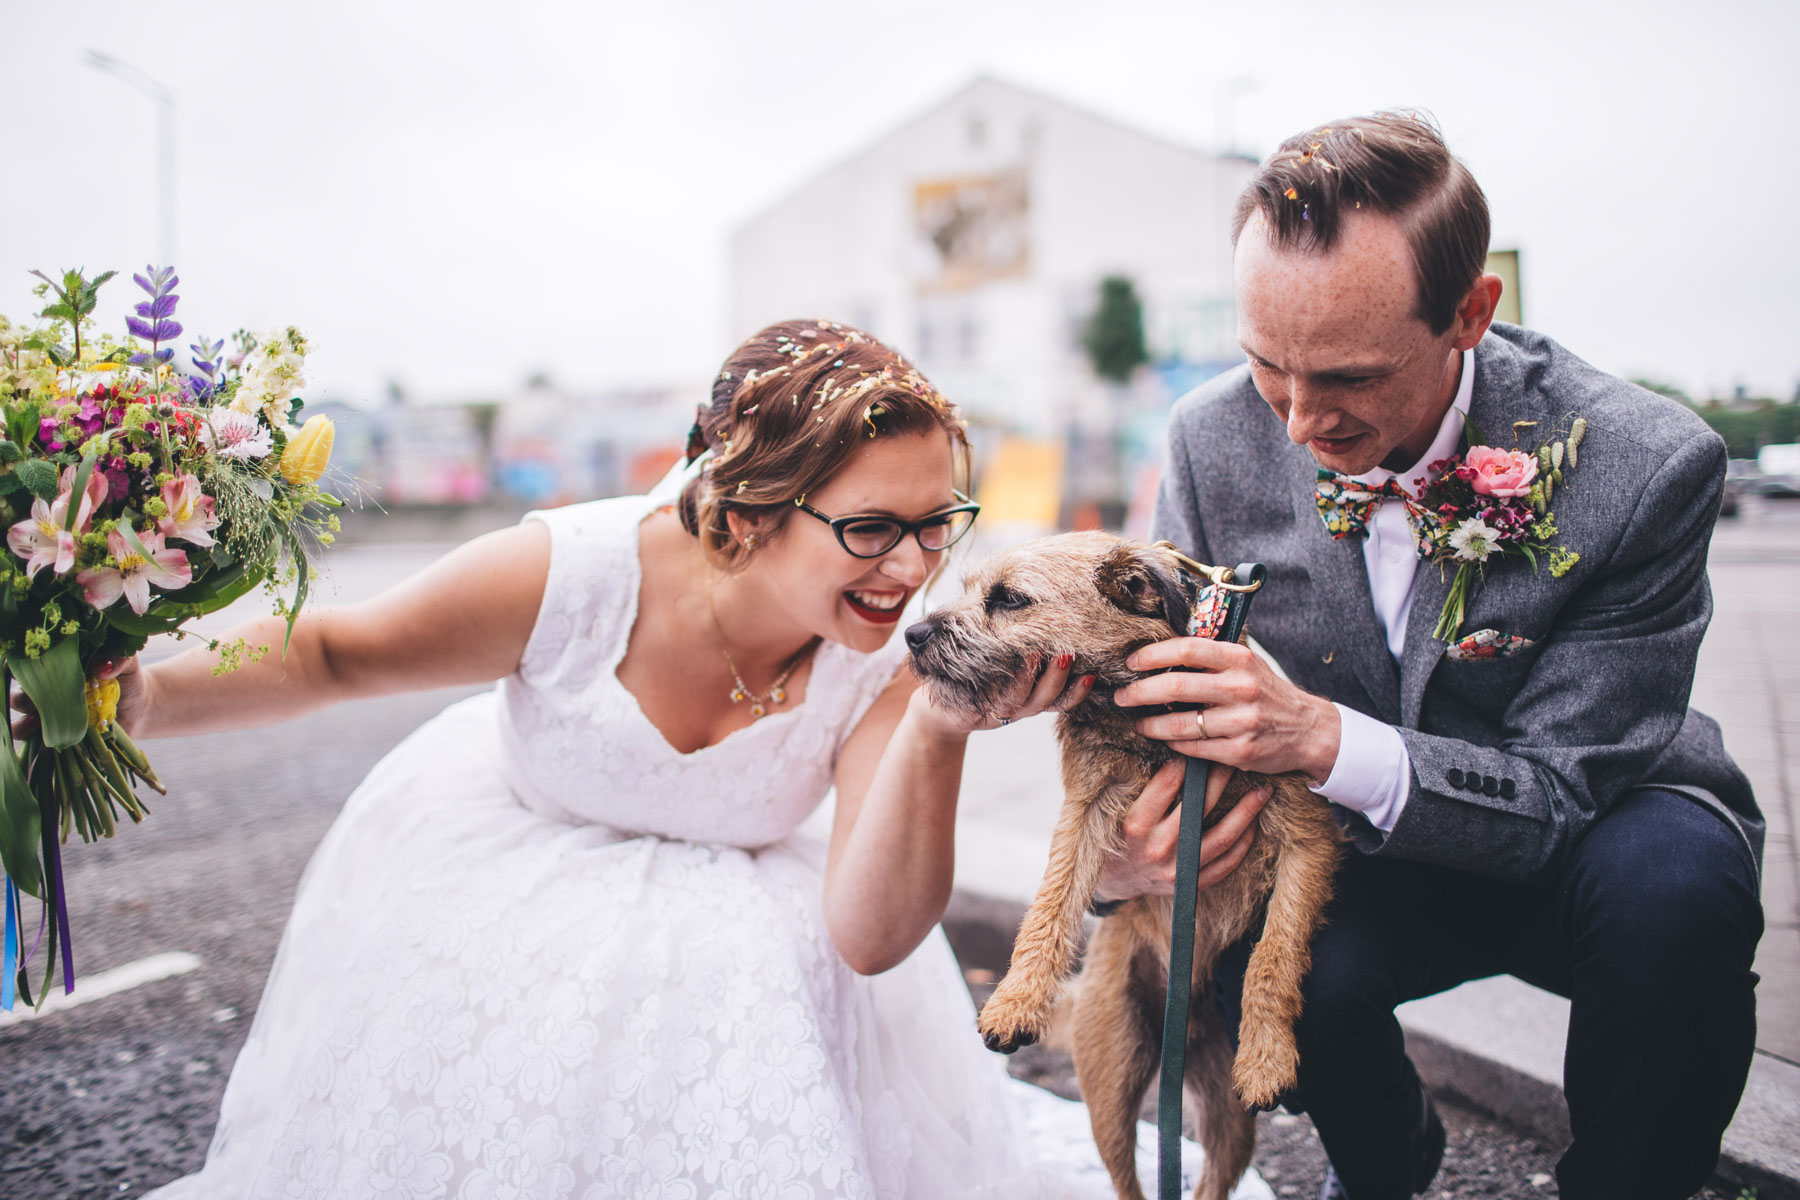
[1151,541,1260,640]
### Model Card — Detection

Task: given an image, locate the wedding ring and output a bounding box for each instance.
[1195,710,1209,739]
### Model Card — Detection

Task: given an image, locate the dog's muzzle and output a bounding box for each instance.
[903,617,940,654]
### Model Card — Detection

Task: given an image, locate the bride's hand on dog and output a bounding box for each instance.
[1111,637,1341,783]
[1092,757,1272,903]
[913,653,1095,737]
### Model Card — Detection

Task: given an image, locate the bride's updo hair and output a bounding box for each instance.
[679,319,970,571]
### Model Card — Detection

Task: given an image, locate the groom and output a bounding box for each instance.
[1114,113,1763,1199]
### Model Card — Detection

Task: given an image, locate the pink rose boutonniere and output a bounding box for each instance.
[1464,445,1538,498]
[1414,417,1589,642]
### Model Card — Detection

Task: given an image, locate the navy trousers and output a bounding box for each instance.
[1212,787,1763,1200]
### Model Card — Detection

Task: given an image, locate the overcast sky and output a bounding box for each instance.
[5,0,1795,408]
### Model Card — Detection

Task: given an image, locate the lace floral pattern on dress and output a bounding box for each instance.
[147,494,1261,1200]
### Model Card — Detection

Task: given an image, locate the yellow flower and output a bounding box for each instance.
[279,415,335,486]
[85,677,120,730]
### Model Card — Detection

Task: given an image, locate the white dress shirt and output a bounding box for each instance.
[1308,348,1474,832]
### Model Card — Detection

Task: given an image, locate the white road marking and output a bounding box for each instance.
[0,951,202,1027]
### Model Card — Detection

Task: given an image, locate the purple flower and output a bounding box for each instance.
[125,265,183,356]
[189,336,224,378]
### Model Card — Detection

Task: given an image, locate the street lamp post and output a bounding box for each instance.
[84,51,176,267]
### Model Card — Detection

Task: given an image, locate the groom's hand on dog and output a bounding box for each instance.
[1092,757,1273,904]
[1112,636,1342,784]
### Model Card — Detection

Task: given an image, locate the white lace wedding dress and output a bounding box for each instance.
[148,493,1271,1200]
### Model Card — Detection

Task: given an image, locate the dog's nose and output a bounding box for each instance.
[903,619,937,653]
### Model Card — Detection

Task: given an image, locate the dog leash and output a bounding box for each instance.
[1150,544,1266,1200]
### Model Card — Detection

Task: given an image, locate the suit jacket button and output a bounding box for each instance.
[1499,778,1517,799]
[1447,768,1465,788]
[1465,767,1483,789]
[1482,775,1501,796]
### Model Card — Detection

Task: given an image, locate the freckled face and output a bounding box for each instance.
[1234,210,1467,476]
[752,429,959,654]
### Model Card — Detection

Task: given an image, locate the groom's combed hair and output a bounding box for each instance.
[1232,111,1490,335]
[679,318,970,572]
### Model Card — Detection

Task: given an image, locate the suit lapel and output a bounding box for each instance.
[1295,475,1402,723]
[1398,344,1522,727]
[1399,557,1450,728]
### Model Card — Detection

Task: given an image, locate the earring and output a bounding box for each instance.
[743,534,759,551]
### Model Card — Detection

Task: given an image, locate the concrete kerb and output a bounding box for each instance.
[941,888,1800,1199]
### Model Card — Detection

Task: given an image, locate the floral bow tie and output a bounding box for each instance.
[1314,470,1432,556]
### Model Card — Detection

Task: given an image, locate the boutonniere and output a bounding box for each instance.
[1414,417,1588,642]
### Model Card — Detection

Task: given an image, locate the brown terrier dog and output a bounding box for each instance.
[905,532,1343,1200]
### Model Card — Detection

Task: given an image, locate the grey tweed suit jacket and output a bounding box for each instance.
[1150,324,1762,888]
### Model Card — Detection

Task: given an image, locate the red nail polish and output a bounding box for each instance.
[1080,675,1096,688]
[1056,653,1073,670]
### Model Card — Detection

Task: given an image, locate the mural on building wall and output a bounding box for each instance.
[911,170,1031,291]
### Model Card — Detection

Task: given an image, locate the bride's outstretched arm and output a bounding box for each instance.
[822,659,1089,975]
[116,522,551,739]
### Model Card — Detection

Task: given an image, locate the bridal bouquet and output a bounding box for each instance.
[0,265,339,1010]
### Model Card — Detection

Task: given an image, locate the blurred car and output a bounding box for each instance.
[1722,459,1760,517]
[1756,444,1800,498]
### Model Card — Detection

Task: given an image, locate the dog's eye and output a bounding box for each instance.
[985,584,1033,614]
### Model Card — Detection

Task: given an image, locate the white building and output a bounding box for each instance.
[729,76,1257,451]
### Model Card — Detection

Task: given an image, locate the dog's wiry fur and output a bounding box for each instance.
[908,532,1344,1200]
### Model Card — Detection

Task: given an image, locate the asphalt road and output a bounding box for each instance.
[4,503,1792,1199]
[0,683,488,1198]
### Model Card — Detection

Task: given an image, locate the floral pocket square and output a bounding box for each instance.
[1445,629,1535,661]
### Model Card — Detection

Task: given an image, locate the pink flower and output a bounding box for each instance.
[7,469,107,580]
[198,408,273,460]
[8,499,80,580]
[157,473,220,547]
[59,463,110,513]
[76,526,191,615]
[1464,445,1540,499]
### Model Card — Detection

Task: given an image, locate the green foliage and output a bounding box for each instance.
[11,636,87,750]
[1633,378,1800,458]
[4,401,42,449]
[15,459,57,501]
[1629,377,1693,406]
[1082,275,1150,385]
[29,268,115,359]
[1692,399,1800,459]
[0,729,42,897]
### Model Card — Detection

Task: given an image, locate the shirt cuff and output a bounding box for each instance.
[1309,703,1412,833]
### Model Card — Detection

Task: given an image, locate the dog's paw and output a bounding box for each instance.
[977,986,1050,1055]
[1231,1031,1299,1111]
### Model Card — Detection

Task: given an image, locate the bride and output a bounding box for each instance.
[98,319,1270,1198]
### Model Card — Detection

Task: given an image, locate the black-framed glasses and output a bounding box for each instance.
[793,490,981,559]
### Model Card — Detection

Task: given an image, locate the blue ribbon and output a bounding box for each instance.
[3,875,17,1011]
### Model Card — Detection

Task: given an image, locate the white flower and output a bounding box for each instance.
[230,327,309,420]
[1448,517,1500,562]
[199,408,274,459]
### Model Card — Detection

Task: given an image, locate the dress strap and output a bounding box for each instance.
[516,494,656,685]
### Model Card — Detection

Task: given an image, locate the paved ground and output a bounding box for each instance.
[0,499,1792,1197]
[1691,496,1800,1066]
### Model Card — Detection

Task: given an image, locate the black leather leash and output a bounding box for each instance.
[1151,545,1266,1200]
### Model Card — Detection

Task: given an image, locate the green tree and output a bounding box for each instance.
[1082,276,1149,385]
[1678,395,1800,459]
[1628,377,1693,407]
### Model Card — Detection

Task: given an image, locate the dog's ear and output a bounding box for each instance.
[1095,544,1190,632]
